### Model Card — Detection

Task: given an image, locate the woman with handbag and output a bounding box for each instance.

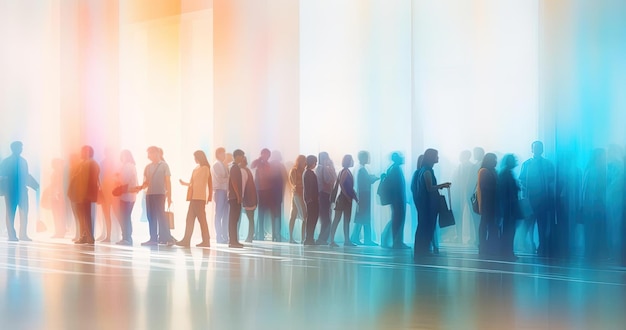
[176,150,213,248]
[329,154,359,247]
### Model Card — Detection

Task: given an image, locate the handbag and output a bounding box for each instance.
[471,190,480,215]
[438,187,455,228]
[112,184,129,197]
[165,207,175,229]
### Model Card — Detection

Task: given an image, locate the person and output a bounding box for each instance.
[227,149,245,248]
[98,148,121,242]
[302,155,319,245]
[385,152,409,249]
[67,153,82,242]
[468,147,485,246]
[315,151,336,245]
[212,147,230,244]
[176,150,213,248]
[498,154,520,260]
[288,155,307,244]
[0,141,40,241]
[581,148,607,260]
[67,145,100,244]
[329,154,358,247]
[451,150,474,244]
[117,150,138,246]
[240,156,257,243]
[477,153,498,257]
[351,151,379,246]
[269,151,288,242]
[139,146,175,246]
[414,149,451,258]
[251,148,272,241]
[519,141,555,256]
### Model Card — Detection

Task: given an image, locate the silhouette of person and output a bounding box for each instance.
[176,150,213,248]
[581,148,607,260]
[351,151,379,246]
[67,145,100,244]
[0,141,39,241]
[116,150,138,246]
[451,150,473,244]
[251,148,272,240]
[46,158,66,238]
[288,155,307,244]
[519,141,555,256]
[477,153,498,257]
[414,149,451,257]
[555,151,582,258]
[269,151,287,242]
[329,154,358,247]
[303,155,319,245]
[67,153,82,242]
[227,149,245,248]
[315,151,336,245]
[468,147,484,246]
[98,148,121,242]
[240,156,257,243]
[384,152,409,249]
[498,154,520,261]
[212,147,230,244]
[138,146,174,246]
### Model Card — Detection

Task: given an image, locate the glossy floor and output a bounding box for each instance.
[1,235,625,330]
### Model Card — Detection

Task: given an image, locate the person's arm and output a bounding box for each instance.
[207,167,213,204]
[231,167,242,203]
[165,175,172,206]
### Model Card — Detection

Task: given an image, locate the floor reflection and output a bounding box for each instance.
[1,239,625,329]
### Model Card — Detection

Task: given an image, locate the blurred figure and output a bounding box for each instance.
[498,154,520,261]
[227,149,245,248]
[555,151,582,258]
[251,148,272,240]
[98,148,121,242]
[67,153,82,241]
[176,150,213,248]
[468,147,485,246]
[46,158,66,238]
[303,155,319,245]
[581,148,607,260]
[384,152,409,249]
[329,154,358,247]
[288,155,307,244]
[351,151,379,246]
[240,156,257,243]
[519,141,555,257]
[117,150,138,246]
[414,149,451,258]
[139,146,174,246]
[477,153,498,257]
[212,147,229,244]
[451,150,474,244]
[269,151,288,242]
[315,151,336,245]
[0,141,39,241]
[606,145,623,260]
[67,145,100,244]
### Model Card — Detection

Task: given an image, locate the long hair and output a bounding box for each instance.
[293,155,306,169]
[194,150,210,167]
[120,150,135,165]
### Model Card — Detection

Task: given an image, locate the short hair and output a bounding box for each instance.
[233,149,244,158]
[341,154,353,168]
[215,147,225,158]
[82,145,94,158]
[147,146,160,154]
[306,155,317,167]
[357,150,369,164]
[10,141,23,153]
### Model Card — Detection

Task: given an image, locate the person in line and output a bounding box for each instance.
[176,150,213,248]
[498,154,520,261]
[315,151,336,245]
[115,150,138,246]
[468,147,485,246]
[139,146,174,246]
[269,151,288,242]
[227,149,245,248]
[385,152,409,249]
[302,155,319,246]
[288,155,307,244]
[351,151,379,246]
[212,147,230,244]
[329,154,358,247]
[251,148,272,241]
[67,145,100,244]
[240,156,257,243]
[98,148,121,242]
[451,150,474,244]
[477,153,498,257]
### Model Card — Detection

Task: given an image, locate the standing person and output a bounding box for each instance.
[251,148,272,241]
[302,155,319,245]
[0,141,40,241]
[240,156,257,243]
[498,154,520,260]
[385,152,409,249]
[288,155,307,244]
[351,151,379,246]
[468,147,485,246]
[451,150,474,244]
[139,146,174,246]
[98,148,121,242]
[227,149,245,248]
[212,147,229,244]
[269,151,288,242]
[116,150,138,246]
[315,152,336,245]
[176,150,213,248]
[519,141,555,256]
[67,153,82,242]
[414,149,451,258]
[329,154,358,247]
[581,148,607,260]
[477,153,498,257]
[67,145,100,244]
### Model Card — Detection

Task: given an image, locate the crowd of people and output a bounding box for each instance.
[1,140,625,264]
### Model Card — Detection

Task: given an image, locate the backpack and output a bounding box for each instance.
[377,171,392,205]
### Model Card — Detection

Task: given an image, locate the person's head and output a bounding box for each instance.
[391,152,404,166]
[318,151,330,166]
[147,146,160,163]
[481,153,497,169]
[120,149,135,165]
[306,155,317,169]
[358,151,370,165]
[459,150,471,163]
[194,150,210,167]
[260,148,271,161]
[270,150,283,163]
[500,154,517,171]
[417,154,424,169]
[81,145,94,160]
[233,149,245,164]
[240,156,249,167]
[10,141,23,155]
[422,149,439,167]
[294,155,306,170]
[215,147,226,162]
[341,154,354,168]
[532,141,544,157]
[473,147,485,162]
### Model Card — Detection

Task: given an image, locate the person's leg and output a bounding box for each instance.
[245,209,255,242]
[329,207,342,246]
[155,195,172,243]
[195,200,211,245]
[82,202,94,242]
[351,224,362,244]
[304,202,318,244]
[101,201,112,241]
[5,198,18,240]
[271,201,282,242]
[17,194,30,240]
[343,207,354,246]
[317,192,331,244]
[178,202,197,246]
[228,200,242,246]
[145,195,158,242]
[289,197,297,243]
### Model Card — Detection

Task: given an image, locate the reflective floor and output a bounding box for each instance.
[1,235,626,330]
